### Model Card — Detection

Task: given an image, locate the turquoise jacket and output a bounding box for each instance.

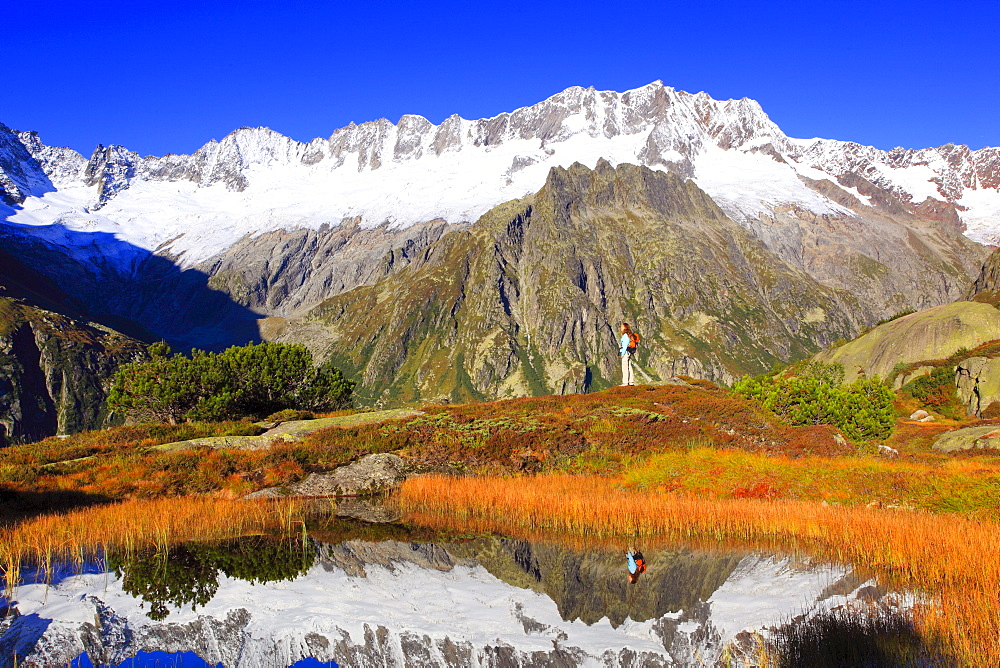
[620,333,632,356]
[627,552,638,574]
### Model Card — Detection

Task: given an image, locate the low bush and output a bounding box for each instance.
[265,409,315,423]
[733,364,895,442]
[108,342,354,423]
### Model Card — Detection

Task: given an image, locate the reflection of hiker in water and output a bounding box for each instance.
[626,548,646,584]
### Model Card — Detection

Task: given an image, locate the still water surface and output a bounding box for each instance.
[1,506,910,667]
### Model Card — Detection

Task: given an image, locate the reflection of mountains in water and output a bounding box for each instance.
[0,519,886,667]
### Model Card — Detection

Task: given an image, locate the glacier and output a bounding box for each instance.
[2,81,998,268]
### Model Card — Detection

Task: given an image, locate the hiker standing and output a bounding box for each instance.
[619,322,639,386]
[626,548,646,584]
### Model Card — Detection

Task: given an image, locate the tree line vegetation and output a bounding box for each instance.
[107,341,355,424]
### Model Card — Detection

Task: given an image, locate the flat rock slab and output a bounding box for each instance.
[246,453,411,499]
[932,425,1000,452]
[150,409,423,452]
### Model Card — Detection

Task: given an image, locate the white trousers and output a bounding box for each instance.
[621,353,635,386]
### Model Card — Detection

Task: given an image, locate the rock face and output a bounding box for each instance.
[967,247,1000,301]
[271,161,980,403]
[932,425,1000,452]
[0,303,146,445]
[200,220,454,319]
[955,357,1000,416]
[247,453,411,498]
[813,301,1000,383]
[0,254,148,445]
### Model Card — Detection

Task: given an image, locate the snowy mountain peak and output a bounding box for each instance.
[1,81,998,265]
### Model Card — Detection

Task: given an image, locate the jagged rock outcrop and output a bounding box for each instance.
[0,81,993,397]
[967,247,1000,301]
[269,162,979,404]
[0,123,55,205]
[955,356,1000,416]
[0,298,147,445]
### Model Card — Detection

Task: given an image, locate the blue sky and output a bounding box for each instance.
[6,0,998,156]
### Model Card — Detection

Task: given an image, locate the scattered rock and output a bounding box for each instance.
[878,445,899,457]
[246,453,411,499]
[918,415,936,422]
[932,425,1000,453]
[909,410,929,420]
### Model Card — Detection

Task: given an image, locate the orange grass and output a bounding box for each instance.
[0,497,310,594]
[397,474,1000,665]
[624,447,1000,517]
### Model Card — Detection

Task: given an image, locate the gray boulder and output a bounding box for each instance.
[932,425,1000,453]
[246,453,411,499]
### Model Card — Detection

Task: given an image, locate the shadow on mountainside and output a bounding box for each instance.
[0,222,261,352]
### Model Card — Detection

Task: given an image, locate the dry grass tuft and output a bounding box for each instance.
[0,497,308,594]
[397,474,1000,665]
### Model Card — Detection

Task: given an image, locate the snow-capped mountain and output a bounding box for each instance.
[2,81,997,267]
[0,81,995,411]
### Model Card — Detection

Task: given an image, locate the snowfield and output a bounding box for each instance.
[2,81,997,268]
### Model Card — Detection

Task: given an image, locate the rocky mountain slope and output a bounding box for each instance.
[800,247,1000,419]
[0,81,995,397]
[0,255,147,445]
[813,301,1000,383]
[266,161,983,403]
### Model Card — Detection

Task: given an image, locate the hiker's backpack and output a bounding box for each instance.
[628,331,641,350]
[634,551,647,573]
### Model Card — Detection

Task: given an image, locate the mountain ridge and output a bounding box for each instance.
[3,81,998,268]
[265,160,979,402]
[0,81,994,409]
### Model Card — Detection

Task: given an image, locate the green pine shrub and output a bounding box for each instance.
[107,342,355,424]
[733,363,895,442]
